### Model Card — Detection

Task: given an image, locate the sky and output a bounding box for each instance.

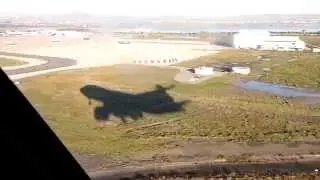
[1,0,320,17]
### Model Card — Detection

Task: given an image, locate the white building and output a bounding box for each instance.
[231,66,251,75]
[233,30,270,49]
[261,36,306,51]
[233,30,306,51]
[194,66,214,76]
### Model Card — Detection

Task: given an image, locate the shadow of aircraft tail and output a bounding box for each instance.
[80,84,189,123]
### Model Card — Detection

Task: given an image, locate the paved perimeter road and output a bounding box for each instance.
[1,51,77,75]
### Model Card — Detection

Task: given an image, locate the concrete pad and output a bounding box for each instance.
[1,34,225,80]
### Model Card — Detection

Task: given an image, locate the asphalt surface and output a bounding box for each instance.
[1,51,77,75]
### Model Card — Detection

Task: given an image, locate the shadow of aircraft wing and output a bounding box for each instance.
[145,100,191,114]
[80,84,189,123]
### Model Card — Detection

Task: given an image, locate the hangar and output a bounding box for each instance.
[233,30,306,51]
[213,30,306,51]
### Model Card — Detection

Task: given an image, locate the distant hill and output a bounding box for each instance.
[1,14,320,32]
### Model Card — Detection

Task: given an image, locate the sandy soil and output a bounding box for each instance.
[0,34,221,70]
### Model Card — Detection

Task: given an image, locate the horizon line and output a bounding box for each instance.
[1,12,320,18]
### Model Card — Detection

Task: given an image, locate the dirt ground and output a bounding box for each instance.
[72,140,320,173]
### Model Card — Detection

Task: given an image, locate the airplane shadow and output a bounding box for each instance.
[80,84,189,124]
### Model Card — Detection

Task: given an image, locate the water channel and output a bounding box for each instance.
[236,80,320,105]
[237,81,320,98]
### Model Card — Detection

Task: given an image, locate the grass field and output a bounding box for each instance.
[177,49,302,68]
[0,57,26,67]
[19,63,320,157]
[259,54,320,88]
[177,49,320,88]
[176,49,260,67]
[301,35,320,47]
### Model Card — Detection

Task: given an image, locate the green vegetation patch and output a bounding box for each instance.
[259,55,320,88]
[178,48,320,88]
[301,35,320,47]
[0,57,26,67]
[177,49,259,67]
[177,49,302,68]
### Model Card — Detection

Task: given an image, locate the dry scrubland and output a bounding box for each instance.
[19,49,320,160]
[6,35,319,170]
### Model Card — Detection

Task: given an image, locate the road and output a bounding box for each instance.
[1,51,77,75]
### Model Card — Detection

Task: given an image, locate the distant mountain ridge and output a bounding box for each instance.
[2,13,320,23]
[1,14,320,32]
